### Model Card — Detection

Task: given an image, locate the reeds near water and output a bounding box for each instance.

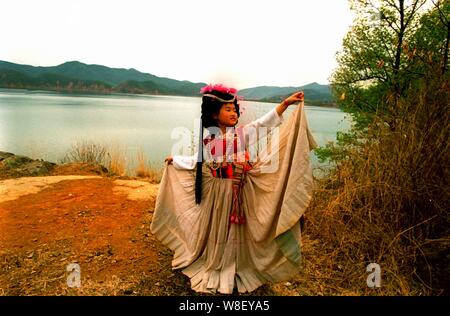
[59,141,162,183]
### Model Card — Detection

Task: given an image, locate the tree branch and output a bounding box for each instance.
[404,0,427,29]
[385,0,401,14]
[432,0,449,26]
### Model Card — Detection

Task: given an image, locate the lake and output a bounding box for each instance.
[0,88,351,175]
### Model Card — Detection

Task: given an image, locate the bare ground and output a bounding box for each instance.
[0,164,300,296]
[0,162,366,296]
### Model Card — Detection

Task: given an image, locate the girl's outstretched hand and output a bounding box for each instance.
[282,91,304,107]
[165,155,173,164]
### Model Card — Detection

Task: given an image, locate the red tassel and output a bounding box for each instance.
[222,140,226,156]
[226,164,233,178]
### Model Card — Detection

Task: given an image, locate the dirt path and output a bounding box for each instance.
[0,175,102,203]
[0,174,290,296]
[0,175,203,295]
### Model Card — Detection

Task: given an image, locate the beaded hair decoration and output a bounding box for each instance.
[199,83,238,96]
[199,83,246,114]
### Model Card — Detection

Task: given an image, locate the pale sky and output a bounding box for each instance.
[0,0,354,89]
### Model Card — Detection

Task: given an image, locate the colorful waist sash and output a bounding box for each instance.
[205,160,252,225]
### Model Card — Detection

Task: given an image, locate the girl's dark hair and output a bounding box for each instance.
[195,90,240,205]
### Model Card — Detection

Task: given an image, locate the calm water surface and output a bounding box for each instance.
[0,89,351,175]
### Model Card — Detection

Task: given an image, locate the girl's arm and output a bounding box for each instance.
[166,153,197,170]
[276,91,304,117]
[167,92,304,169]
[243,91,304,147]
[243,107,285,131]
[244,91,304,130]
[241,108,283,150]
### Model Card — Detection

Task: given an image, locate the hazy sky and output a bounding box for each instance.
[0,0,355,89]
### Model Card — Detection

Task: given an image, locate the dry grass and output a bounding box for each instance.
[59,141,163,182]
[0,242,138,296]
[107,142,127,177]
[59,140,109,166]
[303,74,449,295]
[135,148,163,183]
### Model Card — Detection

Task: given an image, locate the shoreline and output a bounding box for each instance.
[0,150,163,182]
[0,87,339,109]
[0,150,107,180]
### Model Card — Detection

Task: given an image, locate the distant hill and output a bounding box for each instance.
[238,82,335,106]
[0,60,206,96]
[0,68,113,92]
[0,60,335,105]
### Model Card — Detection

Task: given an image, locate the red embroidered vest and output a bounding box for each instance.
[203,127,251,225]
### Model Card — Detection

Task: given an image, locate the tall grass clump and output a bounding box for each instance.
[107,142,127,177]
[309,71,449,295]
[135,148,163,183]
[60,141,164,182]
[59,140,109,166]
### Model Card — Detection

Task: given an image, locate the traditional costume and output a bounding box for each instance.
[150,84,317,293]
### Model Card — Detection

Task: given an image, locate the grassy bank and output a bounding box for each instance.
[58,141,163,183]
[305,76,449,295]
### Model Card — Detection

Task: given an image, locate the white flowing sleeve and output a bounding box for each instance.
[242,107,284,147]
[244,108,284,130]
[172,109,283,169]
[172,152,197,170]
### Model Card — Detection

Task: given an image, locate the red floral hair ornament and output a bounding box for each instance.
[200,83,237,95]
[200,83,246,115]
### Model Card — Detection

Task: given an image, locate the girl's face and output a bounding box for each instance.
[213,103,238,128]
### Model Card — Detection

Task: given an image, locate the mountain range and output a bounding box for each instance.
[0,60,335,105]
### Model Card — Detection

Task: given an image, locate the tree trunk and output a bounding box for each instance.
[393,0,405,95]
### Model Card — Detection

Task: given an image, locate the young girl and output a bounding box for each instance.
[151,83,317,294]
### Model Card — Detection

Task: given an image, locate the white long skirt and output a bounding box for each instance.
[150,103,317,294]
